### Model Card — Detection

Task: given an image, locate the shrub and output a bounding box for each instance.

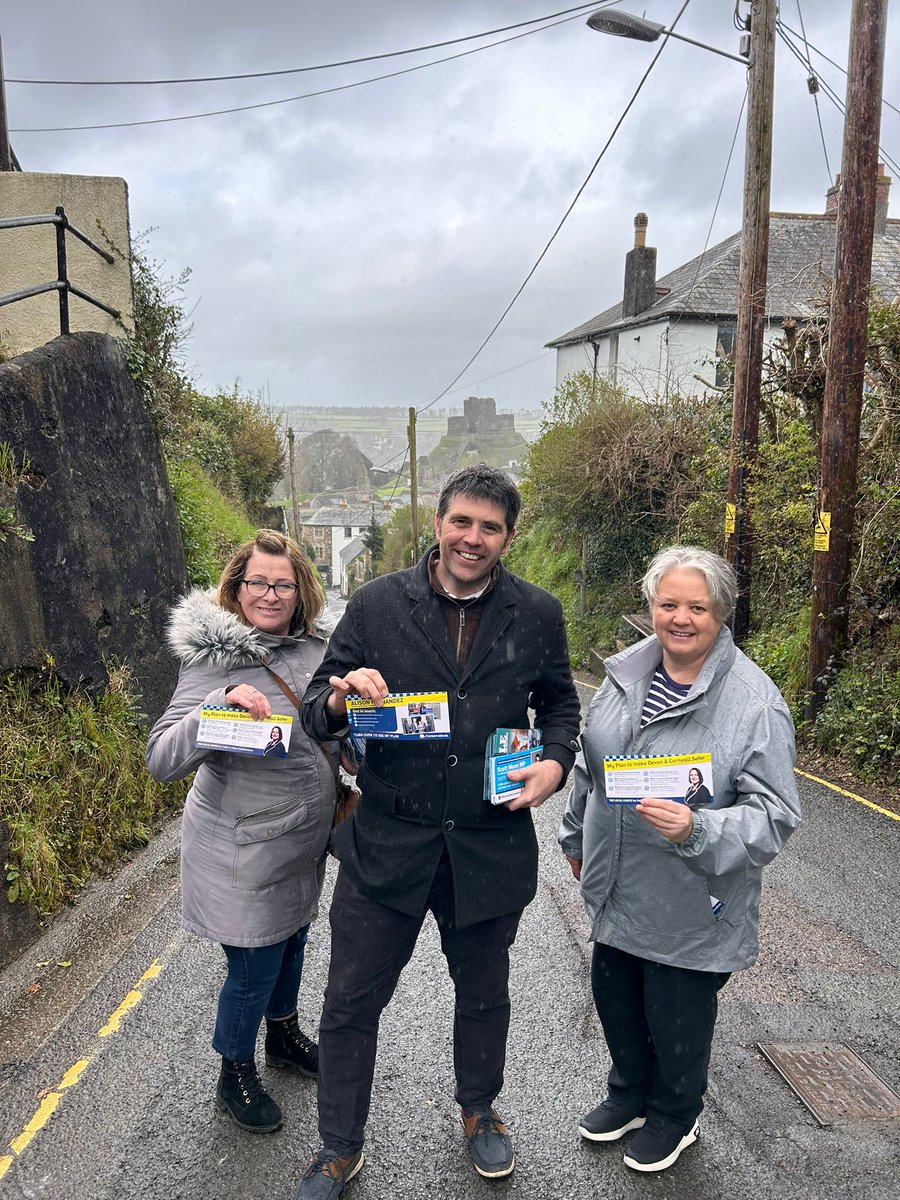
[743,606,811,722]
[808,647,900,782]
[166,459,256,587]
[0,660,187,913]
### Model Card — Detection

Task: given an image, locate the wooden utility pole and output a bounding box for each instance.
[287,427,301,542]
[0,39,13,171]
[725,0,777,643]
[806,0,887,720]
[408,407,418,564]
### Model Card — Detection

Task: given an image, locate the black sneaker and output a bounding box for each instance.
[578,1098,646,1142]
[295,1148,364,1199]
[461,1106,515,1178]
[623,1119,699,1172]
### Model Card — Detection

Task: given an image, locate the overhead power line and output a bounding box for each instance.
[12,5,614,133]
[670,84,748,333]
[7,4,601,86]
[777,24,900,178]
[777,19,900,119]
[415,0,693,415]
[791,0,832,182]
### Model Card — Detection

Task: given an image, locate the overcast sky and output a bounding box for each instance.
[5,1,898,413]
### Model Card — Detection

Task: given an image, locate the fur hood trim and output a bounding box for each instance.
[166,588,338,669]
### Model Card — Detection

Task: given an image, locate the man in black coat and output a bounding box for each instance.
[296,465,581,1199]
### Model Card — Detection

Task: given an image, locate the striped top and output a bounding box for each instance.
[640,664,691,727]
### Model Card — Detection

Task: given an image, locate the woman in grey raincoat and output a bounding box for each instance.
[559,546,801,1174]
[146,530,337,1134]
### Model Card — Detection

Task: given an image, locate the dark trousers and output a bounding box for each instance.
[318,856,522,1156]
[591,942,730,1131]
[213,925,310,1061]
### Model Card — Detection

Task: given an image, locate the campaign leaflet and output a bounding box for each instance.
[603,751,713,806]
[484,727,542,805]
[345,692,451,740]
[196,707,294,756]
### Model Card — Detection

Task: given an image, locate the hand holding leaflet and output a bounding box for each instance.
[346,692,451,740]
[196,708,294,756]
[603,752,713,806]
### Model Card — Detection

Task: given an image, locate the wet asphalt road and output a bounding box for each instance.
[0,682,898,1199]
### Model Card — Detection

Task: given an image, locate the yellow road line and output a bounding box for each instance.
[0,943,177,1182]
[98,989,143,1037]
[793,767,900,822]
[575,679,898,822]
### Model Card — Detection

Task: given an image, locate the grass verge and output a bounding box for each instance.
[1,658,187,914]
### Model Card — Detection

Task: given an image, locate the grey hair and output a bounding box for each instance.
[641,545,738,622]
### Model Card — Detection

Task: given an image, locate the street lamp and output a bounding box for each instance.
[587,3,777,643]
[586,9,753,65]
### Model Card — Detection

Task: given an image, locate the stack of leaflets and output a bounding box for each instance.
[484,727,542,805]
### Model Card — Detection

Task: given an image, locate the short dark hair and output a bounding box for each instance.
[436,464,521,532]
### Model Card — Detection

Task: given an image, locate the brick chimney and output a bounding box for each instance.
[825,163,891,236]
[622,213,657,318]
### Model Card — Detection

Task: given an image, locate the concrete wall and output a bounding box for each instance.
[0,173,134,358]
[0,332,187,724]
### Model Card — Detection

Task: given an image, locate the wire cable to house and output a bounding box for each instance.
[414,0,694,416]
[668,83,747,339]
[11,4,618,133]
[444,352,554,396]
[777,20,900,119]
[776,24,900,178]
[7,4,602,86]
[790,1,832,182]
[383,443,410,506]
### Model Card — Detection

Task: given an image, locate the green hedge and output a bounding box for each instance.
[1,661,187,913]
[166,458,256,587]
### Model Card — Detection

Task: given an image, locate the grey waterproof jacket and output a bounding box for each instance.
[559,626,801,972]
[146,590,336,948]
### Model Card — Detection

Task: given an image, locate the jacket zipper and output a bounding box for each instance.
[456,604,466,663]
[234,797,298,827]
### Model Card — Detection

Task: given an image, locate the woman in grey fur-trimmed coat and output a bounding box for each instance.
[146,530,337,1134]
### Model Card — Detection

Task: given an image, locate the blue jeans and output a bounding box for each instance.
[213,925,310,1062]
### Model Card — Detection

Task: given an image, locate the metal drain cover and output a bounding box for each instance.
[758,1042,900,1126]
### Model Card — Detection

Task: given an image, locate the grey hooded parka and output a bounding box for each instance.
[146,590,337,948]
[559,625,801,973]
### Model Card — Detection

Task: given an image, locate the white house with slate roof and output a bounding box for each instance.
[547,168,900,401]
[301,505,390,589]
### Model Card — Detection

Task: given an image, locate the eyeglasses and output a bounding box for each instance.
[241,578,299,599]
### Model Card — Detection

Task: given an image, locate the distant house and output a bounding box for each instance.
[301,505,390,589]
[338,535,368,597]
[546,168,900,400]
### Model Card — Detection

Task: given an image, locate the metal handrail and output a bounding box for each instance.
[0,205,121,334]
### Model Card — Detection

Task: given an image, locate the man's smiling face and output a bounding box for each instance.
[433,495,515,597]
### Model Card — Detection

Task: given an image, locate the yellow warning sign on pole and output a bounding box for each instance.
[814,511,831,552]
[724,503,736,535]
